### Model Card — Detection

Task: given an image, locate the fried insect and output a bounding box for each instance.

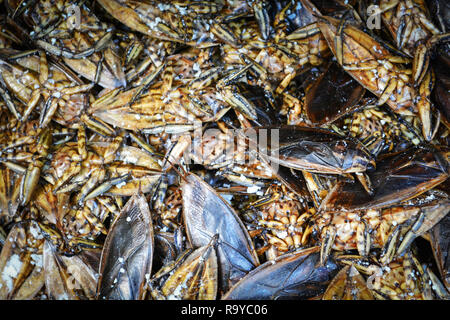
[320,146,449,211]
[429,214,450,291]
[322,264,374,300]
[329,101,421,156]
[378,0,447,86]
[0,49,91,127]
[380,1,440,55]
[316,196,450,264]
[337,251,449,300]
[0,0,448,301]
[255,125,375,174]
[431,42,450,127]
[149,236,218,300]
[88,57,230,134]
[302,61,365,126]
[7,0,126,88]
[0,221,45,300]
[96,0,220,46]
[43,240,97,300]
[97,194,154,300]
[33,184,110,255]
[182,173,260,294]
[44,132,161,201]
[222,247,338,300]
[318,15,437,141]
[245,183,314,259]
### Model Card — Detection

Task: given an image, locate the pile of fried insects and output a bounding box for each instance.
[0,0,448,300]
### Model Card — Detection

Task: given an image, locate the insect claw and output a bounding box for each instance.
[380,225,401,265]
[94,52,105,85]
[253,0,271,41]
[377,78,397,107]
[39,97,59,129]
[211,21,242,48]
[397,200,450,256]
[80,114,116,137]
[412,43,429,85]
[0,161,27,175]
[320,226,336,266]
[286,23,321,40]
[396,211,425,256]
[84,174,131,201]
[22,89,41,122]
[334,16,346,66]
[399,16,413,50]
[355,172,374,195]
[417,70,434,141]
[0,77,21,120]
[356,221,371,257]
[20,164,41,206]
[426,267,450,300]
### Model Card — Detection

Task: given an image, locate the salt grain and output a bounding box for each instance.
[1,254,22,291]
